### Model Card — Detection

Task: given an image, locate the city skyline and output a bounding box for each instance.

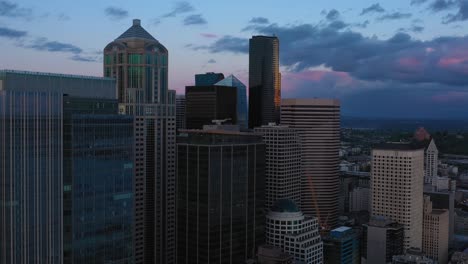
[2,0,468,119]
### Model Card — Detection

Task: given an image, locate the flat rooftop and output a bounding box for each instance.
[373,142,425,151]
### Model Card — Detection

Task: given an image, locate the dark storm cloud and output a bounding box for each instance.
[0,26,27,38]
[183,14,207,25]
[249,17,269,24]
[104,7,128,20]
[326,9,340,20]
[360,3,385,15]
[0,0,32,19]
[377,12,412,21]
[162,1,194,17]
[27,38,82,54]
[444,0,468,23]
[429,0,457,12]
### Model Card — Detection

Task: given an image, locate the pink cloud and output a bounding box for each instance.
[282,70,356,94]
[200,33,218,38]
[399,57,421,68]
[432,91,468,103]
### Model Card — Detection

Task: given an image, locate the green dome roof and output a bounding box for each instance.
[271,199,300,213]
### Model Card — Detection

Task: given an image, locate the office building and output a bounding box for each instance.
[362,217,404,264]
[215,74,248,129]
[323,226,360,264]
[176,94,186,131]
[104,19,177,264]
[185,85,237,129]
[257,245,293,264]
[195,72,224,86]
[371,143,424,250]
[0,70,134,263]
[254,124,301,209]
[392,248,436,264]
[265,199,323,264]
[424,189,455,244]
[249,35,281,128]
[281,98,341,229]
[339,171,370,214]
[176,127,265,263]
[422,196,449,264]
[349,187,369,212]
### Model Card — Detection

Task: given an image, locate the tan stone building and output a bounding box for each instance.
[423,196,449,264]
[371,143,424,250]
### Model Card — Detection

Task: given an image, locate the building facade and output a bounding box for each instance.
[254,124,301,209]
[281,98,341,229]
[362,217,404,264]
[195,72,224,86]
[425,139,439,184]
[104,19,177,264]
[176,127,265,263]
[323,226,360,264]
[265,199,323,264]
[249,35,281,128]
[176,94,186,132]
[422,196,449,264]
[215,74,248,129]
[349,187,369,212]
[371,143,424,250]
[257,245,293,264]
[185,85,237,129]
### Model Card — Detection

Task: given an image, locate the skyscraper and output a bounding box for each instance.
[0,70,134,264]
[362,217,404,264]
[254,124,301,209]
[215,74,249,129]
[371,143,424,250]
[185,85,237,129]
[104,19,177,264]
[195,72,225,86]
[422,196,449,264]
[323,226,360,264]
[176,94,186,132]
[176,126,265,263]
[249,35,281,128]
[281,98,341,229]
[265,199,323,264]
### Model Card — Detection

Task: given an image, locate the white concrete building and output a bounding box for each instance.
[371,143,424,250]
[425,138,439,184]
[265,199,323,264]
[422,196,449,264]
[255,124,302,209]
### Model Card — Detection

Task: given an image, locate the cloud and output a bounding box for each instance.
[377,12,412,21]
[429,0,457,12]
[70,54,100,62]
[326,9,340,20]
[27,38,82,54]
[0,26,27,38]
[354,20,370,28]
[191,35,248,54]
[411,0,429,5]
[105,7,128,20]
[249,17,269,24]
[0,0,32,19]
[444,0,468,23]
[183,14,206,25]
[200,33,218,38]
[57,13,70,21]
[328,20,349,30]
[410,25,425,32]
[360,3,385,15]
[207,59,216,64]
[162,1,194,17]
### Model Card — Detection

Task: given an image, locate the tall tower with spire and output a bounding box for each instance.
[104,19,176,264]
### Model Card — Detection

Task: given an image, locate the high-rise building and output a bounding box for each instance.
[392,248,436,264]
[339,171,370,214]
[265,199,323,264]
[195,72,225,86]
[362,217,404,264]
[176,94,186,132]
[185,85,237,129]
[215,74,248,129]
[0,70,134,264]
[422,196,449,264]
[249,35,281,128]
[104,19,177,264]
[349,187,370,212]
[414,128,439,184]
[254,124,301,209]
[371,143,424,250]
[281,98,341,229]
[424,189,455,244]
[323,226,360,264]
[257,245,293,264]
[176,126,265,263]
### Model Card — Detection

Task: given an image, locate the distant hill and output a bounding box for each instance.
[342,116,468,132]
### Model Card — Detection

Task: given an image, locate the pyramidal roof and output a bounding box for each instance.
[116,19,156,41]
[215,74,245,87]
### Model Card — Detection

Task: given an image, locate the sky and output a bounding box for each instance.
[2,0,468,119]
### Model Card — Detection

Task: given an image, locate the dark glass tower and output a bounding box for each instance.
[176,128,265,263]
[195,72,225,86]
[248,36,281,128]
[104,19,177,264]
[215,75,249,130]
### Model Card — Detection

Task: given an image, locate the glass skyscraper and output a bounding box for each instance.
[215,74,248,129]
[104,19,177,264]
[176,127,265,263]
[0,70,134,264]
[195,72,225,86]
[249,36,281,128]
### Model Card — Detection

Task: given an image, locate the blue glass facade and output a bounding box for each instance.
[215,75,249,129]
[195,72,224,86]
[324,226,360,264]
